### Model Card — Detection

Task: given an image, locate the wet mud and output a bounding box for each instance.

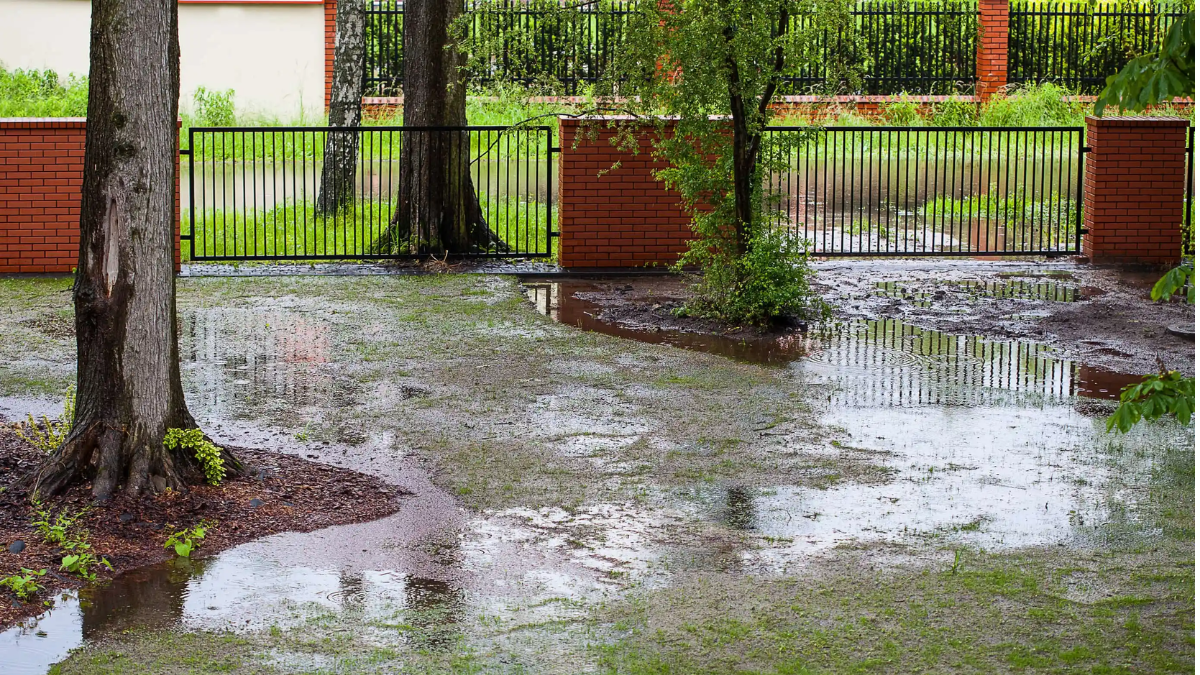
[0,271,1191,674]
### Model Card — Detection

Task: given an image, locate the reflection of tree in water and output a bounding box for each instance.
[724,486,757,531]
[80,558,208,639]
[178,309,359,422]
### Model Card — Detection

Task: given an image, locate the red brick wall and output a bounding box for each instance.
[558,117,693,269]
[1082,115,1189,265]
[977,0,1009,103]
[0,119,180,274]
[324,0,337,111]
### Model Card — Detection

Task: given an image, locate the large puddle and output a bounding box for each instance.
[1,276,1187,673]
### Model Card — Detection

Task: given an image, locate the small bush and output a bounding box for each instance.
[163,428,226,485]
[679,227,829,327]
[929,97,979,126]
[0,67,88,117]
[979,83,1083,127]
[881,96,924,126]
[193,87,236,126]
[15,387,74,454]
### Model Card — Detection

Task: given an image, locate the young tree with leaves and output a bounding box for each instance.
[31,0,239,498]
[592,0,855,324]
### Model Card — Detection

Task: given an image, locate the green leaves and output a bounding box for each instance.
[164,428,227,486]
[165,522,212,559]
[1150,260,1194,304]
[0,568,47,601]
[1094,11,1194,115]
[1107,371,1196,433]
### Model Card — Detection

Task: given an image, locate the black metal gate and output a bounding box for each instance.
[764,126,1086,257]
[182,125,554,261]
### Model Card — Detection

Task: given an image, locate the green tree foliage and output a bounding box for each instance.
[1108,261,1195,433]
[1094,10,1195,114]
[584,0,852,324]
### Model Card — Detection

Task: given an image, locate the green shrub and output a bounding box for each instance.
[30,501,87,547]
[881,96,924,126]
[929,97,979,126]
[192,87,236,126]
[0,67,88,117]
[163,428,226,485]
[978,83,1084,127]
[679,227,829,327]
[14,387,74,454]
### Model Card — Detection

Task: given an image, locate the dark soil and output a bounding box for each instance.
[0,422,409,631]
[816,261,1195,376]
[546,262,1194,377]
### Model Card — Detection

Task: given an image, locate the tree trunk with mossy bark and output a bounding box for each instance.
[317,0,366,214]
[371,0,506,255]
[31,0,239,499]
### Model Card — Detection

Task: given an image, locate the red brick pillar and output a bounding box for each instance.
[1083,116,1190,265]
[557,117,693,269]
[976,0,1009,104]
[324,0,337,112]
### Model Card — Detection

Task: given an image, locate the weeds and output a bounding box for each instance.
[60,532,111,581]
[0,568,47,601]
[30,499,87,547]
[165,521,213,558]
[163,428,226,486]
[14,387,75,453]
[0,67,87,117]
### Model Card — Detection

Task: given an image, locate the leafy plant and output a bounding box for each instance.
[163,428,226,486]
[881,95,924,126]
[1094,11,1194,114]
[14,387,75,453]
[1108,260,1195,433]
[59,533,111,582]
[978,83,1083,127]
[0,67,88,117]
[0,568,47,601]
[193,86,236,126]
[164,521,212,558]
[30,500,87,547]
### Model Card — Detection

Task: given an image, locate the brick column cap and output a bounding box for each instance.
[0,118,88,128]
[1086,115,1191,127]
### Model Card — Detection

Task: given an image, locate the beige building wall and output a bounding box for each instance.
[0,0,325,119]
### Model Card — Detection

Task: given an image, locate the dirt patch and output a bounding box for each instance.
[817,262,1194,376]
[0,423,409,631]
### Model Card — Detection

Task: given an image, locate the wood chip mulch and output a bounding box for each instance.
[0,423,409,630]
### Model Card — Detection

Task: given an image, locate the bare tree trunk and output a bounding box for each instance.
[317,0,367,215]
[373,0,505,255]
[31,0,238,499]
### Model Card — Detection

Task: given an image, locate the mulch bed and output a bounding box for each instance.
[0,422,409,630]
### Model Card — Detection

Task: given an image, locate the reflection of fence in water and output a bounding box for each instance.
[180,310,333,415]
[807,319,1078,407]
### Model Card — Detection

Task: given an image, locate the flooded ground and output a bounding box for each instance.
[0,265,1192,673]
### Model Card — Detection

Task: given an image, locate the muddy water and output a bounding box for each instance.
[0,277,1180,673]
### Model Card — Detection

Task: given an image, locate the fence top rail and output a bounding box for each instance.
[766,125,1086,132]
[188,125,555,133]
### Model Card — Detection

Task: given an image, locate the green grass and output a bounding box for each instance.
[0,67,88,117]
[184,196,554,260]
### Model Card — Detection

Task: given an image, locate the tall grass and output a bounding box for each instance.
[184,196,554,260]
[0,67,88,117]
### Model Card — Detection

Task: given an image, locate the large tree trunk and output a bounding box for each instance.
[373,0,505,255]
[317,0,367,215]
[32,0,237,499]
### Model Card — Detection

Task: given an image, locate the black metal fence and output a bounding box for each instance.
[763,126,1085,256]
[183,125,555,261]
[366,0,974,96]
[1008,1,1191,94]
[787,1,977,95]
